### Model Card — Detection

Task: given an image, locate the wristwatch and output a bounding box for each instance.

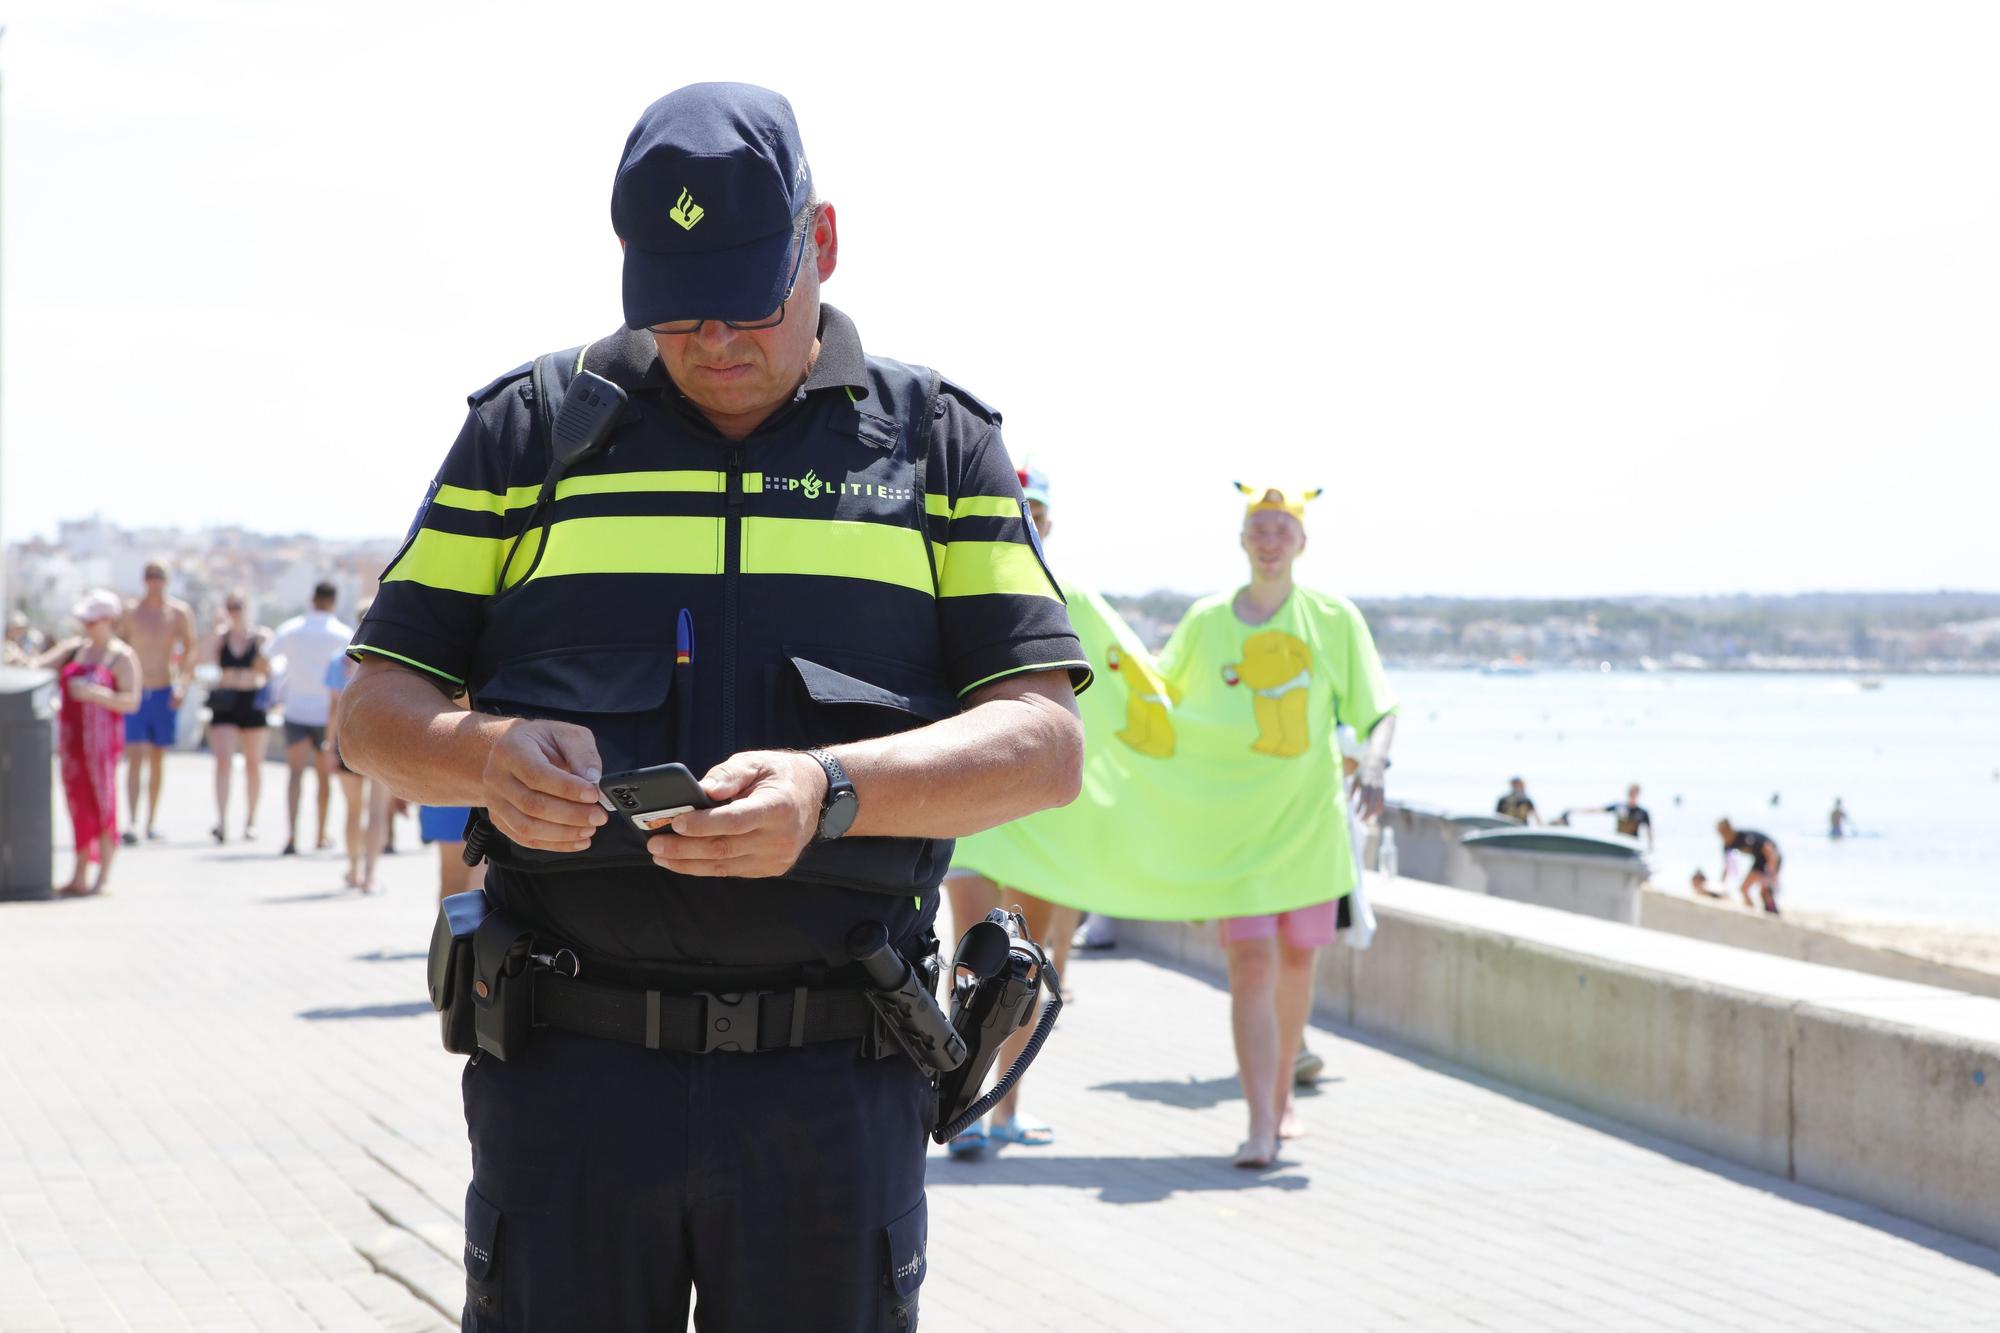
[802,747,858,842]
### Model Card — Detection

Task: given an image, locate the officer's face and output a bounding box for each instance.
[1240,510,1305,578]
[653,205,841,439]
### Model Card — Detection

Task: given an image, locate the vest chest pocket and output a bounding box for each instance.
[771,653,959,892]
[772,653,957,750]
[474,645,678,870]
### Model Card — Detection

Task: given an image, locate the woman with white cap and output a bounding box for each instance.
[33,590,142,895]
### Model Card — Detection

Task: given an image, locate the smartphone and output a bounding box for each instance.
[596,762,719,832]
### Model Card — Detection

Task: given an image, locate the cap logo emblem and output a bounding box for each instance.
[669,187,706,231]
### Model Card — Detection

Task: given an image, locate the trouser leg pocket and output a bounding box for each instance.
[878,1195,927,1332]
[462,1184,503,1331]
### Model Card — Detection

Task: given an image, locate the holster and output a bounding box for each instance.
[427,889,493,1055]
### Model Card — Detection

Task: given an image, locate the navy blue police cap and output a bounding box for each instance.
[611,83,815,330]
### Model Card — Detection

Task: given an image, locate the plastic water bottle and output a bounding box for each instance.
[1379,826,1399,881]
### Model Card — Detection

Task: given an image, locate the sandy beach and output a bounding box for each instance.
[1789,909,2000,975]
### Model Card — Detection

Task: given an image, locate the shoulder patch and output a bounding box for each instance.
[466,361,533,408]
[936,375,1003,427]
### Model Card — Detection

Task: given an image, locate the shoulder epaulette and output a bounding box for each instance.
[467,362,534,408]
[936,375,1002,427]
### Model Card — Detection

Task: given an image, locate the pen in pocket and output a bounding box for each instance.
[674,609,694,759]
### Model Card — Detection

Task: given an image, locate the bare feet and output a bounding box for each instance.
[1233,1132,1278,1169]
[55,878,88,898]
[1278,1106,1306,1141]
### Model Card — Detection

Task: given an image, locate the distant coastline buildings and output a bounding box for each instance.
[5,515,399,635]
[8,517,1994,675]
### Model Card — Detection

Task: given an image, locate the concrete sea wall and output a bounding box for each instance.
[1120,876,2000,1252]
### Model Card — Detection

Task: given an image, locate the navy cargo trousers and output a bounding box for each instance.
[460,1028,931,1331]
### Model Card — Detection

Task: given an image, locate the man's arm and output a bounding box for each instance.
[649,669,1083,879]
[1350,712,1395,820]
[336,657,607,852]
[172,604,198,702]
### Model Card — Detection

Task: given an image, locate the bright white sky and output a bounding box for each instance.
[4,0,1997,599]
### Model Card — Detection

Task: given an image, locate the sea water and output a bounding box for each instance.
[1387,669,2000,926]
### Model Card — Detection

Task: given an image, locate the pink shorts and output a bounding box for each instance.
[1217,897,1340,950]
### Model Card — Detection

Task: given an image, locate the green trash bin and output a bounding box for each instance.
[0,665,56,902]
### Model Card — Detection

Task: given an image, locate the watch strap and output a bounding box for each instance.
[803,747,856,841]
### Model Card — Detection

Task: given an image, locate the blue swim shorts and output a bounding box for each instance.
[419,805,473,844]
[124,687,177,747]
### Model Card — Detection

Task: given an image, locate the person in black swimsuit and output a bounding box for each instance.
[206,593,273,843]
[1717,818,1781,914]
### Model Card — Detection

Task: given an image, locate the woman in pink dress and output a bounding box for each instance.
[35,590,142,895]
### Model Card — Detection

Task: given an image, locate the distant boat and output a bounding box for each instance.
[1482,658,1535,676]
[1857,677,1884,690]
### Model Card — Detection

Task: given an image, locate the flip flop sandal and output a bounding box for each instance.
[991,1116,1055,1147]
[947,1126,988,1159]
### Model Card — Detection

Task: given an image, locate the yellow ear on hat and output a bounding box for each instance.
[1233,482,1323,524]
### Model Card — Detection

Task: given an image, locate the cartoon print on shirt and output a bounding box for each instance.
[1106,644,1176,759]
[1222,629,1313,757]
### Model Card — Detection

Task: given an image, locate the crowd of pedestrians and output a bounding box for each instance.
[28,570,479,902]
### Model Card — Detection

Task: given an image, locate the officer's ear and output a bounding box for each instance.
[811,203,838,283]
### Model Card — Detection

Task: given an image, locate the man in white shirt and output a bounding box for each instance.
[265,581,353,856]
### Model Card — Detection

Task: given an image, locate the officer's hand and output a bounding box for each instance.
[480,719,606,853]
[646,750,824,878]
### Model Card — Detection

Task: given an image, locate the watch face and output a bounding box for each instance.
[820,789,859,840]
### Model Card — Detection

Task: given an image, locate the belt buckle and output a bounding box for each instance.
[697,992,756,1053]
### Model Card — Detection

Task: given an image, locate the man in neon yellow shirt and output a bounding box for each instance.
[948,482,1397,1166]
[1155,485,1396,1167]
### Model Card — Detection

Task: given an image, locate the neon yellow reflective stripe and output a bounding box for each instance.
[922,494,1024,522]
[951,495,1024,520]
[957,659,1092,698]
[437,472,736,513]
[937,541,1061,601]
[552,470,725,500]
[743,517,934,594]
[524,516,723,580]
[383,529,502,596]
[349,644,466,687]
[432,483,542,516]
[743,472,764,494]
[500,528,544,589]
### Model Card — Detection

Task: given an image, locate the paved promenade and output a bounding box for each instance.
[6,753,2000,1330]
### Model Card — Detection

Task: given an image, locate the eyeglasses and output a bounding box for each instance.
[647,215,812,337]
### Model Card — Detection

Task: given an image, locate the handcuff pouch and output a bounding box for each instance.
[427,889,494,1056]
[470,910,536,1062]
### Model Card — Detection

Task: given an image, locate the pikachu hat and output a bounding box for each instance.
[1234,482,1323,527]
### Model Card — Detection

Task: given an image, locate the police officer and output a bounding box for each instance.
[338,83,1089,1331]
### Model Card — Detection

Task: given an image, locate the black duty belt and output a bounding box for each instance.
[532,971,876,1054]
